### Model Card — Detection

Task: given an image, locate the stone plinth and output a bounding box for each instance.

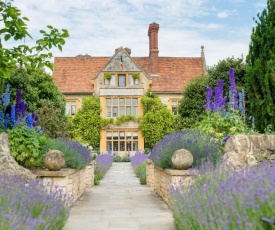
[37,161,94,203]
[146,160,197,207]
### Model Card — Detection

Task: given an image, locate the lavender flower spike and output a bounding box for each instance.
[203,87,213,111]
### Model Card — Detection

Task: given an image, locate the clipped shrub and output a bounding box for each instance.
[7,125,49,168]
[170,162,275,230]
[113,155,130,162]
[44,137,92,169]
[149,130,222,169]
[0,175,72,229]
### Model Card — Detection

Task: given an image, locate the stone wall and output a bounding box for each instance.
[146,159,196,206]
[37,161,94,203]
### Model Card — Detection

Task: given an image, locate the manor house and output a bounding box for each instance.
[52,22,207,155]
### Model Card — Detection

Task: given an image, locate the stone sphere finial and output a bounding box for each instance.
[172,149,193,170]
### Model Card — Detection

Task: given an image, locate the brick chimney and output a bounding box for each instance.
[148,22,159,77]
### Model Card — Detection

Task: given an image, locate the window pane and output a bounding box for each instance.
[113,132,118,140]
[120,132,125,139]
[133,132,138,139]
[133,107,138,116]
[71,104,76,115]
[128,75,133,85]
[126,141,132,151]
[113,98,118,106]
[120,107,125,116]
[111,75,116,85]
[134,78,140,85]
[133,141,138,151]
[132,98,138,106]
[119,98,124,106]
[113,141,118,151]
[106,107,111,117]
[113,107,118,117]
[107,132,112,140]
[107,141,112,150]
[120,141,125,151]
[126,132,131,140]
[126,106,131,115]
[104,78,110,85]
[106,99,111,106]
[66,102,70,115]
[126,98,131,106]
[118,75,126,87]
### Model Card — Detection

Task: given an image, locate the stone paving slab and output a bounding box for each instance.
[64,162,176,230]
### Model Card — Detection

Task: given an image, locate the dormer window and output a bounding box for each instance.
[118,74,126,87]
[104,73,140,86]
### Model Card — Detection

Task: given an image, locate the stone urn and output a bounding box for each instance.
[171,149,193,170]
[44,150,66,171]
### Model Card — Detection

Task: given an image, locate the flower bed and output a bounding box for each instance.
[94,154,113,185]
[0,175,72,229]
[131,154,149,185]
[169,162,275,230]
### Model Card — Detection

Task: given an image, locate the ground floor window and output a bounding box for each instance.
[66,100,78,115]
[106,130,138,152]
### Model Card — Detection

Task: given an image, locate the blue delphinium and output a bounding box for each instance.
[0,111,3,126]
[3,84,10,107]
[10,105,16,127]
[203,87,213,111]
[4,114,9,128]
[229,68,238,110]
[37,126,43,134]
[25,113,33,129]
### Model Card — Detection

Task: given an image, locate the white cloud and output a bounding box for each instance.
[217,11,229,19]
[2,0,259,68]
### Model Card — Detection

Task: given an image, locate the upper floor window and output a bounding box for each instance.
[66,100,78,115]
[104,73,140,87]
[106,97,138,117]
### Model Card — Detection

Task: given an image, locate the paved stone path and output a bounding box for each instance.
[64,162,176,230]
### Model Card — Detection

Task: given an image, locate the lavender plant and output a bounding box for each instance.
[94,154,113,185]
[149,131,222,169]
[170,162,275,230]
[131,154,149,169]
[0,175,72,230]
[131,154,148,185]
[45,137,92,169]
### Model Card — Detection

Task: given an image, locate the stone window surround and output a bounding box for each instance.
[104,72,140,87]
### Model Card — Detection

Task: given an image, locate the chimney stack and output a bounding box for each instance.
[148,22,159,76]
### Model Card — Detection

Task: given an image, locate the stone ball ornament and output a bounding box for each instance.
[171,149,193,170]
[44,150,66,171]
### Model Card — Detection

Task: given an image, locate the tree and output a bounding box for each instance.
[177,57,247,129]
[0,0,69,82]
[139,93,174,148]
[177,75,208,129]
[71,97,102,148]
[245,0,275,132]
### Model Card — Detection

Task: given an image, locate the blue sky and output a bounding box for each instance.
[7,0,266,67]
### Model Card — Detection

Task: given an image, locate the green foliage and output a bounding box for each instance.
[112,155,131,162]
[116,115,137,125]
[132,73,139,79]
[134,162,146,185]
[7,126,49,168]
[72,96,102,148]
[207,57,246,93]
[94,162,106,185]
[245,0,275,132]
[140,92,162,114]
[104,73,112,80]
[198,110,249,140]
[0,0,69,81]
[178,75,208,129]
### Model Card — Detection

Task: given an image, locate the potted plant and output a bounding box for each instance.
[104,73,112,85]
[132,73,140,85]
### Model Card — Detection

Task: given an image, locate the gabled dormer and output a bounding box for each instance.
[92,47,152,95]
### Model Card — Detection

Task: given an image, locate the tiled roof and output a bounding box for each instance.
[53,55,205,93]
[53,56,110,93]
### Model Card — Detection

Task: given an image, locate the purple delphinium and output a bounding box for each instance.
[32,113,39,127]
[15,90,28,120]
[214,80,227,111]
[0,175,72,229]
[222,135,231,143]
[10,105,16,127]
[131,154,149,169]
[229,68,238,110]
[203,87,213,111]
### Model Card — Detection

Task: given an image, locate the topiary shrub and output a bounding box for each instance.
[149,130,222,169]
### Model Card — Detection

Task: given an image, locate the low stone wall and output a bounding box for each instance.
[37,161,94,203]
[146,159,196,206]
